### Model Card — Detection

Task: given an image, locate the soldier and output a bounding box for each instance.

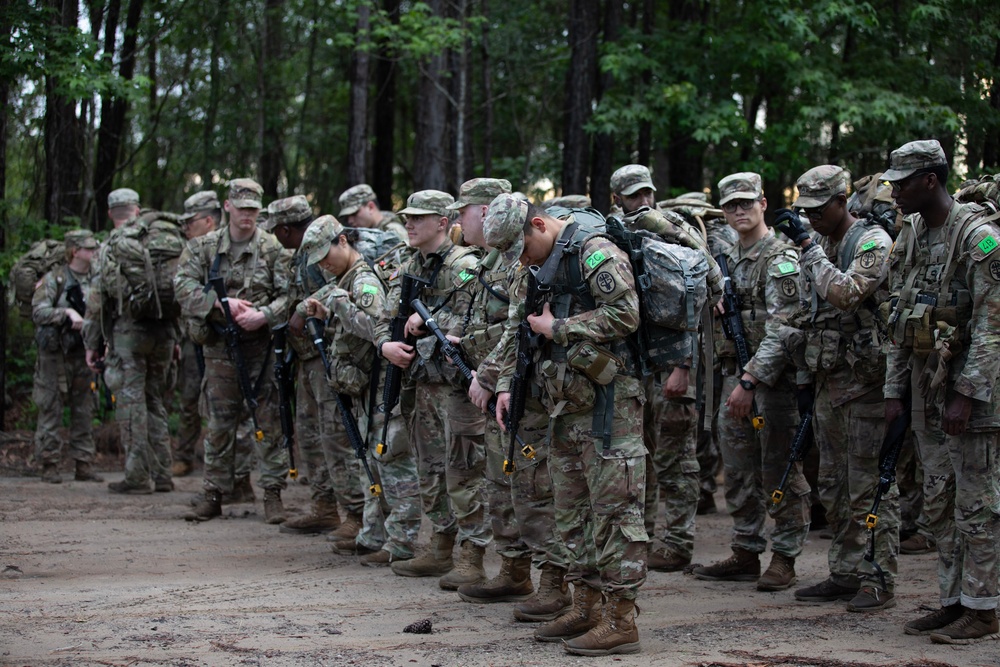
[486,194,646,656]
[32,229,103,484]
[173,178,291,523]
[692,172,811,591]
[84,188,176,495]
[882,140,1000,643]
[338,184,408,243]
[374,190,491,589]
[771,165,898,611]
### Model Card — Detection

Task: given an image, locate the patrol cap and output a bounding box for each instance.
[447,178,513,210]
[793,165,849,209]
[64,229,99,250]
[542,194,591,209]
[108,188,140,210]
[718,172,762,206]
[179,191,221,221]
[610,164,656,196]
[483,193,530,265]
[301,215,346,266]
[398,190,454,217]
[338,184,377,217]
[265,195,313,231]
[227,178,264,209]
[881,140,947,182]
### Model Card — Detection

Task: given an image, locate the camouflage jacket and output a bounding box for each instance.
[459,249,514,383]
[287,247,333,360]
[35,265,93,354]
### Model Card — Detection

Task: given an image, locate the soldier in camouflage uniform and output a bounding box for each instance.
[84,188,176,495]
[33,229,103,484]
[692,173,811,591]
[771,166,898,611]
[339,184,408,243]
[375,190,491,589]
[486,194,646,656]
[173,179,292,523]
[882,140,1000,643]
[300,216,422,566]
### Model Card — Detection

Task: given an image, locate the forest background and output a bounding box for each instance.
[0,0,998,428]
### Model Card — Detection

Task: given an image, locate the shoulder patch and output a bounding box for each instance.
[780,277,798,298]
[585,249,608,270]
[989,260,1000,282]
[860,240,878,252]
[977,235,998,256]
[362,283,379,295]
[859,251,877,269]
[458,269,474,283]
[777,261,796,275]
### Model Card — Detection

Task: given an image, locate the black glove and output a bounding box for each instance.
[773,208,810,246]
[796,385,815,418]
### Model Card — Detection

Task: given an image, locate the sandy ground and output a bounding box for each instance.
[0,467,995,667]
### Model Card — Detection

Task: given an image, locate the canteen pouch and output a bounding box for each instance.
[566,342,621,386]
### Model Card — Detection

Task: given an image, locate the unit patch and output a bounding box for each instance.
[780,277,797,297]
[859,251,877,269]
[990,260,1000,282]
[596,271,617,294]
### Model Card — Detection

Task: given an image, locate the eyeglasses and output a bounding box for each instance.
[721,198,760,214]
[801,200,833,220]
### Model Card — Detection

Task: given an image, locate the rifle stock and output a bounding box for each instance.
[272,323,297,479]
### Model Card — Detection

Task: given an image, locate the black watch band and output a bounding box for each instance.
[739,378,756,392]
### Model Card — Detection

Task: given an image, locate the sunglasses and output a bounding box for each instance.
[801,199,833,220]
[721,198,761,214]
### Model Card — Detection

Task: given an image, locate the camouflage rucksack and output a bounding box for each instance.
[956,173,1000,211]
[100,211,185,320]
[10,239,65,318]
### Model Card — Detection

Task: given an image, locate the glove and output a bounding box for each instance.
[796,385,815,418]
[773,208,810,246]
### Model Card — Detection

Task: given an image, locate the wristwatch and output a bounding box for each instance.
[739,378,756,392]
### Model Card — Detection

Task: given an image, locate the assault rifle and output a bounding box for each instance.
[207,276,264,442]
[66,282,114,419]
[715,254,765,432]
[410,299,534,465]
[306,316,381,496]
[769,410,814,511]
[272,323,297,480]
[503,268,544,474]
[375,273,429,459]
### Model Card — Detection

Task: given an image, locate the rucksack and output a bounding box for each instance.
[100,211,185,320]
[956,173,1000,211]
[10,239,65,318]
[351,226,407,267]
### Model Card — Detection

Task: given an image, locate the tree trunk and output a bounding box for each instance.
[258,0,285,199]
[0,0,10,429]
[291,0,320,194]
[561,0,599,195]
[201,0,227,183]
[346,1,371,186]
[413,0,449,191]
[372,0,399,207]
[983,37,1000,170]
[479,0,493,177]
[449,0,472,190]
[589,0,622,215]
[45,0,85,228]
[636,0,653,167]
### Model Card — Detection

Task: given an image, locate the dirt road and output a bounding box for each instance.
[0,470,990,666]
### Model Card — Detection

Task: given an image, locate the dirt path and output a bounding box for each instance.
[0,470,991,666]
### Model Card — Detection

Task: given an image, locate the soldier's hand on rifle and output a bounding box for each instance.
[85,349,104,374]
[381,341,416,369]
[495,391,511,432]
[663,366,689,398]
[65,308,84,331]
[404,311,427,338]
[943,392,973,436]
[527,302,556,339]
[289,310,307,337]
[469,371,494,413]
[235,307,268,332]
[773,208,811,247]
[303,298,330,321]
[726,374,757,420]
[885,398,905,425]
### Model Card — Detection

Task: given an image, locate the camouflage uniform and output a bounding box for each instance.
[173,181,291,496]
[338,183,408,243]
[883,142,1000,611]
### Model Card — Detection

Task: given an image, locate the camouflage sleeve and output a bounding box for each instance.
[173,236,216,321]
[82,269,108,350]
[883,222,915,399]
[435,250,480,336]
[258,245,292,328]
[552,237,639,346]
[32,271,67,327]
[373,268,404,348]
[744,250,800,386]
[492,268,529,394]
[476,265,522,393]
[952,223,1000,402]
[800,226,890,312]
[331,270,386,343]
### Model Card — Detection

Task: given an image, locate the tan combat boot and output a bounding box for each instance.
[514,564,571,622]
[263,488,286,525]
[564,595,641,656]
[184,489,222,522]
[41,462,62,484]
[279,497,341,535]
[391,532,456,578]
[439,541,486,591]
[457,555,533,603]
[74,461,104,482]
[533,583,601,642]
[757,553,796,591]
[327,511,362,541]
[692,547,760,581]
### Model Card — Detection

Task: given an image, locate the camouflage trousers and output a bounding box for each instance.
[484,395,566,568]
[296,355,364,514]
[172,338,203,465]
[717,373,810,557]
[109,321,174,487]
[408,382,490,547]
[895,430,924,536]
[33,347,95,465]
[697,366,724,497]
[548,380,647,600]
[202,344,287,493]
[813,377,898,590]
[642,378,699,560]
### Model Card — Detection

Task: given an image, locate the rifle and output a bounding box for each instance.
[272,324,298,480]
[864,389,912,591]
[715,254,765,432]
[502,268,544,474]
[769,410,814,511]
[306,316,381,496]
[207,276,264,442]
[65,281,110,417]
[375,273,429,459]
[410,299,534,465]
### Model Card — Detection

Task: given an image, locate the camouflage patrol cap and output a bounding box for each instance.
[227,178,264,209]
[108,188,140,210]
[718,172,762,206]
[447,178,513,210]
[882,140,947,182]
[179,191,221,221]
[610,164,656,196]
[543,194,591,209]
[483,193,530,265]
[338,184,377,217]
[398,190,454,217]
[793,165,849,209]
[64,229,99,250]
[265,195,313,231]
[301,215,346,266]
